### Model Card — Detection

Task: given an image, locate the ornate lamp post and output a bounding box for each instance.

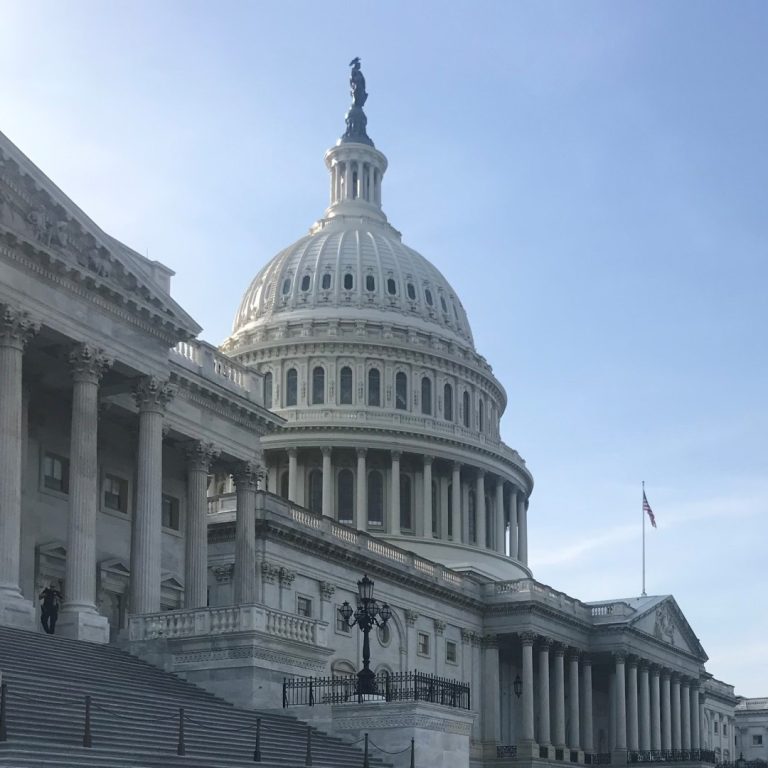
[338,574,391,696]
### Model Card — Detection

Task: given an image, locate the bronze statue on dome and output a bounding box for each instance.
[349,57,368,108]
[342,57,373,147]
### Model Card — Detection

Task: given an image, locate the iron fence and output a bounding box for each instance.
[629,750,717,763]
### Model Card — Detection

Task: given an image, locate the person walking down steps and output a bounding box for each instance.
[39,585,62,635]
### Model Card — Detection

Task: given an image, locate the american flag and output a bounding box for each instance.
[643,491,657,528]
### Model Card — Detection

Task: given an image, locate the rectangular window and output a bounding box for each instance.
[754,736,763,746]
[162,495,180,530]
[43,452,69,494]
[103,474,128,513]
[446,640,457,664]
[335,607,351,634]
[714,723,719,734]
[723,725,727,736]
[297,596,312,618]
[417,631,430,657]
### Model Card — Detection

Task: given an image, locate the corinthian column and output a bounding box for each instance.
[355,448,367,530]
[185,442,219,608]
[495,478,505,554]
[627,657,639,751]
[583,656,594,753]
[131,376,175,614]
[451,462,462,542]
[681,679,691,751]
[650,666,661,751]
[661,671,672,751]
[568,651,581,750]
[321,446,332,517]
[639,662,651,751]
[475,471,486,547]
[59,344,112,642]
[422,455,433,537]
[0,305,39,629]
[671,674,682,751]
[389,450,401,535]
[691,685,701,750]
[509,486,518,558]
[234,460,260,604]
[539,638,552,746]
[520,633,536,747]
[518,496,528,564]
[553,644,566,748]
[614,653,627,752]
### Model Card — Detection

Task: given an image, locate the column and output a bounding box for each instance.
[553,645,566,748]
[389,450,401,535]
[582,656,594,753]
[355,448,367,530]
[614,653,627,752]
[627,657,639,751]
[461,480,470,542]
[287,448,298,502]
[185,441,219,608]
[568,651,581,750]
[234,460,260,604]
[59,344,112,642]
[475,471,486,547]
[482,635,501,746]
[321,446,332,517]
[495,478,505,554]
[661,671,672,751]
[518,496,528,564]
[651,666,661,751]
[422,455,433,538]
[681,679,691,751]
[691,685,701,750]
[131,376,175,615]
[521,633,536,746]
[344,162,352,200]
[0,305,38,628]
[451,462,462,543]
[539,638,552,746]
[509,487,519,558]
[639,662,651,751]
[440,475,449,541]
[671,674,681,751]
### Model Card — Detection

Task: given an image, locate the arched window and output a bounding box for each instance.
[367,471,384,526]
[424,288,433,306]
[468,489,476,544]
[395,372,408,411]
[263,372,273,409]
[462,391,470,427]
[440,295,448,313]
[308,469,322,513]
[321,272,332,290]
[406,282,416,300]
[444,382,453,422]
[312,366,325,405]
[421,377,432,415]
[447,484,453,538]
[280,471,289,500]
[286,368,298,406]
[300,274,311,292]
[386,278,397,295]
[343,272,354,290]
[431,479,438,536]
[281,278,291,295]
[365,275,375,292]
[400,475,412,531]
[368,369,381,407]
[339,366,353,405]
[478,399,484,432]
[337,469,354,523]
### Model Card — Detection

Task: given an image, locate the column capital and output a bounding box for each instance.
[287,447,298,458]
[670,671,681,682]
[233,459,261,490]
[483,633,499,648]
[613,651,628,664]
[423,454,434,466]
[0,304,40,350]
[133,376,176,414]
[495,476,504,489]
[538,635,553,650]
[519,631,536,646]
[391,449,402,461]
[186,441,220,472]
[582,653,593,667]
[321,445,332,457]
[552,642,566,657]
[434,619,446,636]
[476,468,485,480]
[452,461,462,472]
[567,648,582,663]
[627,655,639,669]
[356,447,367,459]
[404,609,418,626]
[661,669,671,681]
[69,343,113,384]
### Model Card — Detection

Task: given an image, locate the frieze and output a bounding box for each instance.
[172,380,278,431]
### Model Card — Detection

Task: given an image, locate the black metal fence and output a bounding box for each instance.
[282,671,471,710]
[629,750,717,763]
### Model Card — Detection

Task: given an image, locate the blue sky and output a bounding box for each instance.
[2,2,766,695]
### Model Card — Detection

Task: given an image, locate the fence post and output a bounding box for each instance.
[305,725,312,766]
[83,695,92,748]
[282,678,287,708]
[0,682,7,742]
[253,717,261,762]
[177,707,185,756]
[363,733,369,768]
[309,678,314,707]
[410,737,415,768]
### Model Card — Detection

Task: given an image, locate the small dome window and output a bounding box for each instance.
[440,295,448,313]
[425,288,434,307]
[300,275,311,292]
[406,283,416,301]
[386,278,397,295]
[321,273,332,290]
[281,278,291,296]
[365,275,375,292]
[343,272,354,290]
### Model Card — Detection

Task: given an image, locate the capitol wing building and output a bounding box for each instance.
[0,66,756,767]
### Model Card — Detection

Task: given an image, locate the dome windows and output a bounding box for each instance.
[282,278,292,296]
[386,278,397,295]
[440,295,448,313]
[321,272,332,290]
[368,368,381,407]
[478,399,485,433]
[424,288,434,307]
[286,368,298,407]
[263,371,273,409]
[365,274,375,292]
[400,475,413,531]
[421,377,432,416]
[339,366,353,405]
[406,282,416,301]
[395,372,408,411]
[367,471,384,526]
[462,390,471,428]
[443,382,453,422]
[343,272,354,291]
[300,274,311,292]
[312,366,325,405]
[308,469,322,513]
[337,469,354,523]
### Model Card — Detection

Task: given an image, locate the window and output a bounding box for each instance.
[753,736,763,746]
[297,596,312,618]
[300,274,311,292]
[367,368,381,406]
[367,471,384,526]
[263,371,273,409]
[468,489,476,544]
[336,607,351,634]
[395,372,407,411]
[321,272,332,290]
[339,366,353,405]
[444,382,453,421]
[337,469,354,523]
[440,295,448,313]
[280,472,289,500]
[431,480,438,536]
[42,452,69,494]
[386,278,397,295]
[400,475,412,531]
[286,368,298,406]
[162,494,180,531]
[103,474,127,513]
[424,288,433,306]
[421,376,432,415]
[308,469,322,513]
[365,274,375,292]
[417,632,430,657]
[446,640,458,664]
[312,366,325,405]
[714,723,719,734]
[723,725,728,736]
[406,282,416,300]
[343,272,354,290]
[462,391,471,427]
[282,278,291,295]
[478,399,484,432]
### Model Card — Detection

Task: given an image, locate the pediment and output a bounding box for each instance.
[37,540,67,560]
[99,558,131,577]
[631,597,707,660]
[161,573,184,591]
[0,132,201,342]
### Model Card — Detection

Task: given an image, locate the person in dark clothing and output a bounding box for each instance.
[39,585,62,634]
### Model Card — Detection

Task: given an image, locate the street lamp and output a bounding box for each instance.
[338,574,391,696]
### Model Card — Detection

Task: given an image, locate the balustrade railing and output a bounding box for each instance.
[497,745,518,759]
[629,749,717,763]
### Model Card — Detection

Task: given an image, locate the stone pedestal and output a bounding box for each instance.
[611,748,629,765]
[57,609,110,643]
[0,594,35,631]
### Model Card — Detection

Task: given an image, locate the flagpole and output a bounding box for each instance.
[641,480,646,597]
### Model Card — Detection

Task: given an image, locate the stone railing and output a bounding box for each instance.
[128,603,326,646]
[590,601,636,619]
[490,579,591,620]
[736,697,768,710]
[172,338,263,404]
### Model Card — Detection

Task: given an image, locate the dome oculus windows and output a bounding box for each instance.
[321,272,332,290]
[339,366,353,405]
[424,288,434,306]
[343,272,354,290]
[462,390,470,428]
[443,382,453,422]
[312,366,325,405]
[395,372,408,411]
[300,274,311,292]
[365,275,375,292]
[386,278,397,295]
[368,368,381,407]
[421,377,432,416]
[282,278,292,296]
[286,368,298,407]
[406,282,416,301]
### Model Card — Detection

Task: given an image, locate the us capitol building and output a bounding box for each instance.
[0,63,759,766]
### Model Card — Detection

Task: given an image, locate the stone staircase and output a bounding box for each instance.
[0,625,388,768]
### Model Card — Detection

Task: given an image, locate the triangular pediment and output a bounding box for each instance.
[0,131,201,342]
[37,540,67,560]
[631,596,707,660]
[99,558,131,577]
[161,573,184,591]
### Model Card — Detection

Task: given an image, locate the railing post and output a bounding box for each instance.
[177,707,185,756]
[282,678,287,708]
[309,678,314,707]
[0,682,7,742]
[83,695,92,747]
[363,733,369,768]
[253,717,261,762]
[410,737,415,768]
[305,725,312,766]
